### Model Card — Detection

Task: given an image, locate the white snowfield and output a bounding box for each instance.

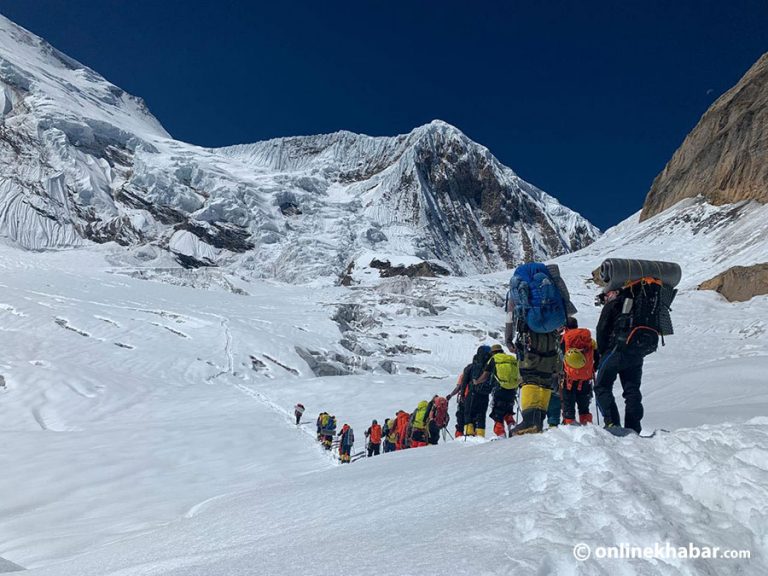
[0,195,766,575]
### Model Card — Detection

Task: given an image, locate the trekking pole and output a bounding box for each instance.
[592,380,600,426]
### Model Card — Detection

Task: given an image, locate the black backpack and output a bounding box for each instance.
[615,278,677,357]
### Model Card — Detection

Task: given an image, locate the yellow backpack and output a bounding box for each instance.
[412,401,429,430]
[493,353,520,390]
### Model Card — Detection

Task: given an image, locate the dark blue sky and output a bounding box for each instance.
[2,1,767,229]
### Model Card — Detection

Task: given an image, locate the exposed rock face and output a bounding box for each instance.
[641,53,768,221]
[698,263,768,302]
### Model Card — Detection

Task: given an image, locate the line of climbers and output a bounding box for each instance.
[307,258,680,461]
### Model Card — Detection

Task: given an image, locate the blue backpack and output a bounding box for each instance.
[509,263,566,333]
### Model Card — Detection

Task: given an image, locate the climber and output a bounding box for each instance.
[338,424,355,463]
[473,344,520,437]
[426,395,450,445]
[561,317,597,425]
[446,363,472,437]
[409,400,430,448]
[365,419,382,457]
[395,410,411,450]
[463,345,492,437]
[506,263,572,435]
[382,417,397,453]
[294,403,305,426]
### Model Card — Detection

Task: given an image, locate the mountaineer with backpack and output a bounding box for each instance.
[395,410,411,450]
[294,403,305,426]
[365,420,382,457]
[338,424,355,463]
[473,344,520,438]
[593,259,680,434]
[409,400,430,448]
[316,412,327,441]
[446,363,472,437]
[321,414,337,450]
[505,263,575,435]
[560,317,598,425]
[382,418,397,453]
[463,345,493,437]
[426,395,450,444]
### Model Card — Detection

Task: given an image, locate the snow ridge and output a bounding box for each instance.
[0,14,597,282]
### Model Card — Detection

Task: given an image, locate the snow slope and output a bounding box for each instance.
[0,193,766,575]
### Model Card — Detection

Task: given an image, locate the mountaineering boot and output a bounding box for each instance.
[562,418,578,425]
[579,413,593,425]
[464,423,476,437]
[493,421,506,437]
[455,429,463,438]
[476,428,485,438]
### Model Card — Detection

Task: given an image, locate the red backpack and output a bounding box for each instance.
[563,328,595,381]
[431,397,449,428]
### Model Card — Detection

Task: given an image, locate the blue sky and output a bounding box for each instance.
[2,1,766,229]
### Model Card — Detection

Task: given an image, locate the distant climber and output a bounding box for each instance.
[473,344,520,438]
[383,418,397,453]
[294,403,305,425]
[446,363,472,437]
[365,419,382,457]
[426,395,450,445]
[395,410,410,450]
[338,424,355,463]
[561,317,597,425]
[316,412,328,441]
[464,345,492,437]
[320,413,337,450]
[409,400,430,448]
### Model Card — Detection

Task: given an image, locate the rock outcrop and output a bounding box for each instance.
[698,263,768,302]
[641,53,768,221]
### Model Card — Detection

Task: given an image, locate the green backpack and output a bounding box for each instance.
[493,353,520,390]
[412,401,429,430]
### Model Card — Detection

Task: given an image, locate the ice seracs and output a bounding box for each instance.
[0,13,597,281]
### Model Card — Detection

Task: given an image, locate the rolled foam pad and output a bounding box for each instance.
[599,259,682,291]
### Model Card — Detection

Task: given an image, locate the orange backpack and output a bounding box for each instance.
[370,424,382,444]
[563,328,595,381]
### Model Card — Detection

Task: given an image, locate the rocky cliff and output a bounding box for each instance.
[641,52,768,221]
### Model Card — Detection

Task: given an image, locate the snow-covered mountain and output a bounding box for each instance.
[0,14,597,283]
[0,10,766,576]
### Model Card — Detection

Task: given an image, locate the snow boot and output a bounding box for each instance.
[579,413,593,425]
[493,421,506,437]
[464,423,476,437]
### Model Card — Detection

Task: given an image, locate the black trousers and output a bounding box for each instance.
[465,392,490,431]
[455,400,466,433]
[595,351,644,433]
[562,380,592,420]
[367,442,381,457]
[428,421,440,445]
[490,387,516,422]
